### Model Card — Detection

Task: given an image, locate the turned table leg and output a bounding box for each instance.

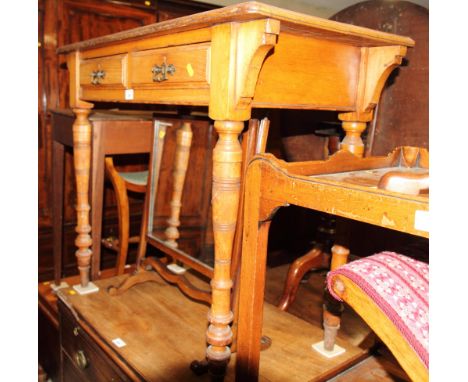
[323,245,350,351]
[206,120,244,379]
[311,114,367,355]
[72,108,98,294]
[338,112,373,159]
[340,121,367,157]
[165,121,193,248]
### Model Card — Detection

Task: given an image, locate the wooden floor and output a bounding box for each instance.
[39,262,409,381]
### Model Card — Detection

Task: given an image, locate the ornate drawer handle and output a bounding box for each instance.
[91,69,106,85]
[152,59,175,82]
[74,350,89,369]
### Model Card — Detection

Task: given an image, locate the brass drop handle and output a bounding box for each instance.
[74,350,89,369]
[152,58,175,82]
[91,69,106,85]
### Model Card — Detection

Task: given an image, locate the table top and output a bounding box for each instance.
[57,1,414,54]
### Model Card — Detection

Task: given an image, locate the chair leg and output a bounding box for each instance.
[322,245,350,351]
[277,247,330,311]
[278,213,335,311]
[104,157,130,275]
[135,186,149,269]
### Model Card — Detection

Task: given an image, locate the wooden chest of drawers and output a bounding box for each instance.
[59,299,133,381]
[56,273,367,382]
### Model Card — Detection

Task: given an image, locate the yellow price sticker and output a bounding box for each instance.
[186,63,194,77]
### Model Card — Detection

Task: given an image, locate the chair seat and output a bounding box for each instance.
[327,251,429,369]
[119,170,148,186]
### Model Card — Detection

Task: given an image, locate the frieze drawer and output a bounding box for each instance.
[129,43,210,88]
[80,54,128,88]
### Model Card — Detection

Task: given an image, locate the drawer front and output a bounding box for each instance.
[60,305,131,382]
[130,43,209,87]
[62,352,92,382]
[80,54,128,87]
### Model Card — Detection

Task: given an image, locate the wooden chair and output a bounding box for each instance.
[103,119,172,275]
[235,146,429,381]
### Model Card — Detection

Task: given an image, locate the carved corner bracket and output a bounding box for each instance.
[209,18,280,121]
[340,45,407,123]
[338,45,408,156]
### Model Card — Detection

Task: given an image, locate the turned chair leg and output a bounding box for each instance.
[322,245,350,351]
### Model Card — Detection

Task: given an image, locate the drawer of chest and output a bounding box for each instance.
[80,54,128,88]
[62,352,92,382]
[129,43,209,87]
[60,305,131,381]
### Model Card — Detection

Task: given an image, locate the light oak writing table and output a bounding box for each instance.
[57,1,414,377]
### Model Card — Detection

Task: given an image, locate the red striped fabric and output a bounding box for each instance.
[327,252,429,369]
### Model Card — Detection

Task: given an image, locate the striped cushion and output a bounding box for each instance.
[327,252,429,368]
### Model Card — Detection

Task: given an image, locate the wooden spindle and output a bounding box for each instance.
[71,108,98,293]
[339,121,367,158]
[206,120,244,378]
[323,245,350,351]
[165,122,193,248]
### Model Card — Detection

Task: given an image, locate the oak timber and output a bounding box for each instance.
[58,1,414,375]
[40,264,407,381]
[58,273,366,381]
[57,1,414,54]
